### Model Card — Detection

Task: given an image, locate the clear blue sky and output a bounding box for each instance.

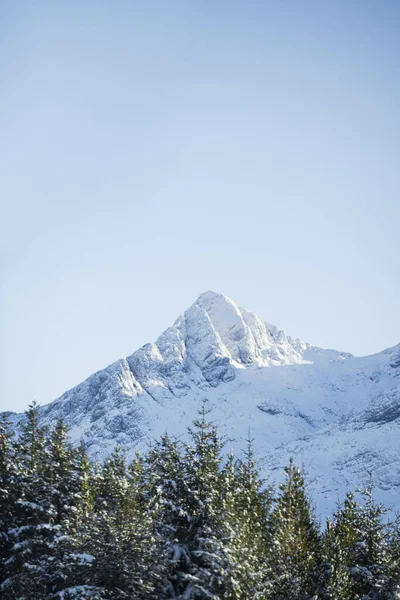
[1,1,399,413]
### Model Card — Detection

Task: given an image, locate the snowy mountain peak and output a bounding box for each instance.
[14,291,400,515]
[181,290,309,371]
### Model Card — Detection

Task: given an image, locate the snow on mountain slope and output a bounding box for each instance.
[12,291,400,515]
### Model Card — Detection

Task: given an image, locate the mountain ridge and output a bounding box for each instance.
[10,291,400,515]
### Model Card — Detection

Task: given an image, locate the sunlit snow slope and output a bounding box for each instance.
[13,291,400,515]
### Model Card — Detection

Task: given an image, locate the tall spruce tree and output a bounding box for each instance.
[0,407,100,600]
[42,420,99,599]
[322,492,363,600]
[219,439,271,600]
[1,402,57,599]
[267,458,321,600]
[180,401,226,599]
[386,518,400,599]
[322,481,396,600]
[0,413,19,589]
[237,438,272,599]
[83,448,164,600]
[144,433,191,598]
[350,480,392,600]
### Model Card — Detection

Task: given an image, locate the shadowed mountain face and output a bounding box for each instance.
[12,291,400,515]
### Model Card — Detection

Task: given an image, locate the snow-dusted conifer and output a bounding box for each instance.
[232,437,271,599]
[0,413,18,588]
[1,408,99,600]
[44,421,99,599]
[0,402,56,599]
[144,433,190,598]
[179,400,226,599]
[386,519,400,599]
[267,458,321,600]
[349,480,392,599]
[84,448,163,599]
[322,492,362,600]
[322,480,396,600]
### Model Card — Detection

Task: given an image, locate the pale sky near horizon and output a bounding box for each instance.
[1,1,399,413]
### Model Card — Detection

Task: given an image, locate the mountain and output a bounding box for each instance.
[12,291,400,516]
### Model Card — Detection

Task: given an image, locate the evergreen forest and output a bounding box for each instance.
[1,402,400,600]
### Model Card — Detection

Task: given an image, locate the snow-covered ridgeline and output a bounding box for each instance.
[9,291,400,515]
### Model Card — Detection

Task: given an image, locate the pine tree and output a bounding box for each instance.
[144,433,191,598]
[84,448,163,599]
[267,458,321,600]
[386,518,400,599]
[0,413,19,588]
[322,492,363,600]
[43,421,99,599]
[1,402,58,599]
[179,400,226,600]
[351,480,392,599]
[233,438,271,599]
[322,481,395,600]
[0,407,100,600]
